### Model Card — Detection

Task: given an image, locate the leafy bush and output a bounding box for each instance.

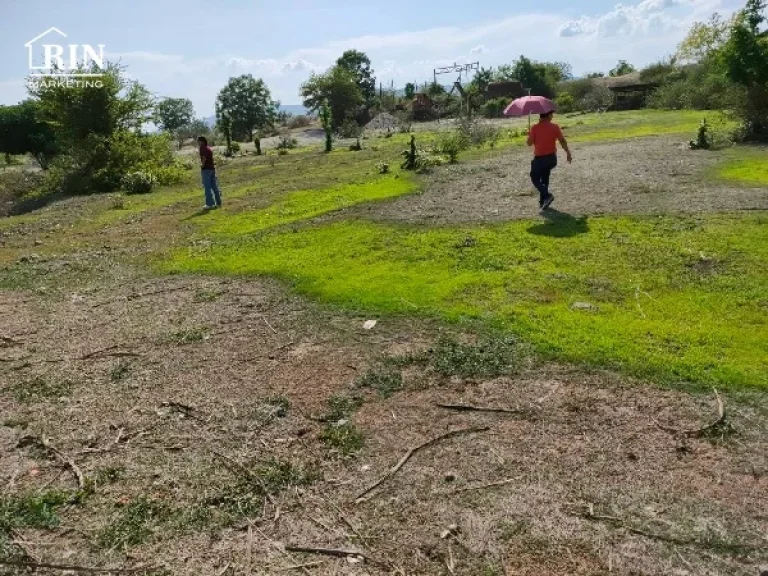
[122,171,156,194]
[287,115,312,129]
[555,92,575,113]
[230,141,241,154]
[394,111,412,133]
[277,149,289,156]
[646,71,735,111]
[455,116,501,149]
[473,123,501,148]
[40,131,181,196]
[0,170,45,208]
[434,132,466,163]
[376,161,390,174]
[338,118,362,139]
[689,119,711,150]
[481,97,509,118]
[276,134,298,150]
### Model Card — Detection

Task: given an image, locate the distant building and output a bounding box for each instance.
[486,81,524,100]
[598,73,659,110]
[409,93,435,120]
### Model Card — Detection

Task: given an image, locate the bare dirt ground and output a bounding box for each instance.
[360,137,768,224]
[2,263,767,575]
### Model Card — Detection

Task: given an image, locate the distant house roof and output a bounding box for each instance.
[595,72,658,91]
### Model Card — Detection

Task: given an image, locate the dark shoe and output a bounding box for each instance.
[542,194,555,210]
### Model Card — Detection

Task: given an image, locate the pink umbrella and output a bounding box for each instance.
[503,96,556,117]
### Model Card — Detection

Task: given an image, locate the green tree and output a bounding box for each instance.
[154,97,194,133]
[173,118,210,150]
[677,13,732,62]
[30,62,154,148]
[0,100,57,169]
[301,66,363,130]
[512,56,557,98]
[586,71,605,78]
[609,60,637,77]
[404,82,416,100]
[215,74,278,141]
[336,50,376,106]
[28,63,181,196]
[470,67,494,95]
[426,82,446,97]
[719,0,768,138]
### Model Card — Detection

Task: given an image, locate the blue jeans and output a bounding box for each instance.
[201,169,222,207]
[530,154,557,203]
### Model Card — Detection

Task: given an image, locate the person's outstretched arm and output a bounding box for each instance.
[558,134,572,163]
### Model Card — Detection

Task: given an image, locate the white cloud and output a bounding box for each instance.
[470,45,487,54]
[111,51,185,63]
[281,59,315,73]
[559,0,699,38]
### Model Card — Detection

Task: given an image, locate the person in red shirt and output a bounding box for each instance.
[197,136,222,209]
[527,111,572,209]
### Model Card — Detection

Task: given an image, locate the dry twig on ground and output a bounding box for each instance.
[39,435,86,489]
[654,388,731,438]
[355,426,490,503]
[0,560,161,574]
[435,403,532,416]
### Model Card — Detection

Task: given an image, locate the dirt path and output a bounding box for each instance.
[1,267,766,575]
[360,137,768,224]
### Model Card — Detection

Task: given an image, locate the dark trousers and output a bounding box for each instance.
[530,154,557,203]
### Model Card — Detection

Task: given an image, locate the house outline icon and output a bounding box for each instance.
[25,27,67,70]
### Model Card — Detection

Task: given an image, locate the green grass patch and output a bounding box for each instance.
[165,213,768,389]
[1,491,71,560]
[203,176,416,236]
[97,497,173,549]
[166,326,208,345]
[426,335,520,378]
[356,368,403,398]
[716,151,768,186]
[205,459,315,519]
[320,422,365,455]
[7,377,73,403]
[323,393,364,422]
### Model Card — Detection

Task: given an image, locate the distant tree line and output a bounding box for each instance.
[0,0,764,202]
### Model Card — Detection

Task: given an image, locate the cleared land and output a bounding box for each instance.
[1,111,767,575]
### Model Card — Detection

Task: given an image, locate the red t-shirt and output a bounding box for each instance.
[529,121,563,157]
[200,146,215,170]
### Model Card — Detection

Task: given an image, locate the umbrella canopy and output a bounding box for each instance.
[503,96,556,117]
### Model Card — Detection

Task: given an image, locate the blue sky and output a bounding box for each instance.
[1,0,740,116]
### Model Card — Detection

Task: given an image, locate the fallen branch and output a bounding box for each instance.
[285,546,365,560]
[435,403,532,416]
[654,388,730,438]
[0,559,161,573]
[355,426,490,503]
[253,527,313,576]
[40,435,86,489]
[263,316,278,334]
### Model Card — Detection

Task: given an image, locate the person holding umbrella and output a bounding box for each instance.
[504,96,573,209]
